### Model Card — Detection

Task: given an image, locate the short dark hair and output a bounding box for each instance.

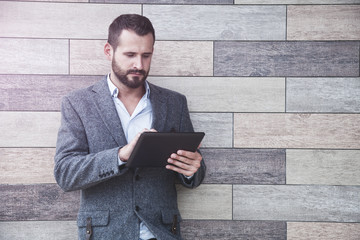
[108,14,155,48]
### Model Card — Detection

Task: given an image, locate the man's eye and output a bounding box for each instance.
[126,53,135,57]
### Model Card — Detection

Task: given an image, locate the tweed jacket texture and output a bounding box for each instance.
[54,76,206,240]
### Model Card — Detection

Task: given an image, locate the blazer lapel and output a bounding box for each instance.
[91,77,127,146]
[149,83,168,132]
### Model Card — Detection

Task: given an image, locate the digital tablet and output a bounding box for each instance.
[126,132,205,168]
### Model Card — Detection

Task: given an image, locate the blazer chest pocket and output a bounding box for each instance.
[77,210,109,239]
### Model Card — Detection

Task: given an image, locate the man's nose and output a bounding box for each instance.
[133,56,144,69]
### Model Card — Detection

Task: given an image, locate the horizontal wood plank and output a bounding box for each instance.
[177,184,232,220]
[149,77,285,112]
[0,112,229,148]
[0,112,61,148]
[233,185,360,222]
[286,150,360,185]
[144,5,285,40]
[288,5,360,40]
[181,220,286,240]
[214,41,360,77]
[235,0,360,4]
[0,2,140,39]
[287,77,360,113]
[70,40,213,76]
[287,222,360,240]
[0,75,101,111]
[0,148,56,184]
[190,113,233,148]
[234,113,360,149]
[0,184,79,221]
[0,39,68,75]
[0,221,77,240]
[91,0,233,3]
[202,149,285,184]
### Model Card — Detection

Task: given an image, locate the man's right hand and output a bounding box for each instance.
[118,128,157,162]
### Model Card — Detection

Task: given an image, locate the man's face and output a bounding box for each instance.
[110,30,154,89]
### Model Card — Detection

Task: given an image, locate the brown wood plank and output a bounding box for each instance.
[0,75,101,111]
[0,148,56,184]
[234,113,360,149]
[0,184,79,221]
[214,41,360,77]
[181,220,286,240]
[202,149,285,184]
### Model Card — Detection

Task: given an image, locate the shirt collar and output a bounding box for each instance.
[107,73,150,99]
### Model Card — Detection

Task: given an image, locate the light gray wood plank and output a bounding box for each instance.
[288,5,360,40]
[287,77,360,113]
[91,0,233,3]
[0,221,77,240]
[0,75,101,111]
[235,0,360,4]
[202,149,285,184]
[0,148,56,184]
[181,220,286,240]
[70,40,213,76]
[214,41,360,77]
[149,77,285,112]
[234,113,360,149]
[190,113,233,148]
[287,150,360,185]
[0,184,79,221]
[0,112,61,148]
[177,184,232,220]
[144,5,286,40]
[0,39,68,74]
[287,222,360,240]
[233,185,360,222]
[0,2,140,39]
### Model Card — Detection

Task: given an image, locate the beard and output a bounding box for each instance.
[111,59,148,89]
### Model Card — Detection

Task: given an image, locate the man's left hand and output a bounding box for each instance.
[166,149,202,177]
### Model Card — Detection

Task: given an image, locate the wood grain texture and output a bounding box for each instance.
[149,77,285,112]
[0,221,77,240]
[0,148,56,184]
[286,150,360,185]
[0,112,61,148]
[214,41,360,77]
[70,40,213,76]
[287,222,360,240]
[202,149,285,184]
[234,113,360,149]
[91,0,233,3]
[288,5,360,40]
[0,38,68,74]
[0,2,140,39]
[233,185,360,222]
[181,220,286,240]
[287,77,360,113]
[0,75,101,111]
[176,184,232,220]
[190,113,233,148]
[143,5,286,40]
[0,184,79,221]
[235,0,360,4]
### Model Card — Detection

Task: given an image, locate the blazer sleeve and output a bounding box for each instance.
[177,95,206,189]
[54,96,126,192]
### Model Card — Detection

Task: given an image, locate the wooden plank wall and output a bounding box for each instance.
[0,0,359,239]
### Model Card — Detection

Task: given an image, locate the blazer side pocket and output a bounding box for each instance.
[161,210,182,235]
[77,210,110,239]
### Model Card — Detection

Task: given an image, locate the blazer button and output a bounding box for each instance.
[135,175,140,181]
[135,206,140,211]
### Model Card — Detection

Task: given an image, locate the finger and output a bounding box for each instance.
[166,164,194,176]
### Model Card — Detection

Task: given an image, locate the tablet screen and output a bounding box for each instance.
[126,132,205,168]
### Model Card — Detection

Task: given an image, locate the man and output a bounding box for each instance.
[54,14,206,240]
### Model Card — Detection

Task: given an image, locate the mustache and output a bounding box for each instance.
[127,69,146,75]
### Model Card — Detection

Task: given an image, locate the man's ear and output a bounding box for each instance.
[104,42,113,61]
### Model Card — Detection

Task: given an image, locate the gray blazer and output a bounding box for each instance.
[54,76,206,240]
